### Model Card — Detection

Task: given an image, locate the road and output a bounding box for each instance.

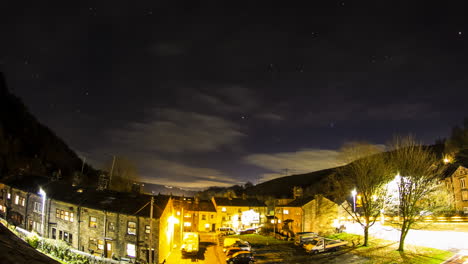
[165,232,226,264]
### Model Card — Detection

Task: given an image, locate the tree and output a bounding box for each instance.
[331,142,393,246]
[388,136,449,251]
[445,118,468,154]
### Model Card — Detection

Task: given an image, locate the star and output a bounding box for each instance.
[458,31,462,35]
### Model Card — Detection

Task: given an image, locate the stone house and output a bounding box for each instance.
[212,196,267,231]
[274,195,340,235]
[443,165,468,215]
[176,196,217,233]
[0,176,174,264]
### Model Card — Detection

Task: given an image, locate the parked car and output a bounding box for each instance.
[239,228,257,235]
[223,238,242,251]
[226,251,255,264]
[181,232,199,256]
[230,240,251,252]
[219,227,237,236]
[225,247,244,258]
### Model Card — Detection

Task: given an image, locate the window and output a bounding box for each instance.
[108,222,115,232]
[70,212,74,222]
[89,216,98,228]
[211,214,214,219]
[464,207,468,215]
[201,214,206,220]
[21,197,25,206]
[61,210,64,219]
[222,216,226,221]
[89,238,97,251]
[0,205,4,213]
[98,240,104,250]
[184,222,191,227]
[15,195,19,205]
[461,178,466,189]
[184,213,191,218]
[33,202,42,213]
[462,190,468,201]
[7,193,11,199]
[145,225,150,234]
[126,243,136,257]
[52,228,56,239]
[56,209,74,222]
[59,230,63,240]
[283,209,289,215]
[56,209,60,218]
[221,207,226,212]
[127,221,136,235]
[64,211,69,221]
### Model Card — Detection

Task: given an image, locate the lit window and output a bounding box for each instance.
[56,209,60,218]
[145,225,150,234]
[108,222,115,232]
[221,207,226,212]
[127,221,137,235]
[127,243,136,257]
[283,209,289,215]
[89,216,98,228]
[64,211,69,221]
[15,195,19,205]
[70,213,74,222]
[98,240,104,250]
[7,193,11,199]
[21,198,25,207]
[61,210,65,220]
[462,190,468,201]
[205,223,210,229]
[184,213,191,218]
[464,207,468,214]
[461,178,466,189]
[184,222,192,227]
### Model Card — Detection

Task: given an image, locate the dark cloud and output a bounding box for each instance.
[109,108,245,153]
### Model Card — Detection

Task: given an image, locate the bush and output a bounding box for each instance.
[26,232,40,249]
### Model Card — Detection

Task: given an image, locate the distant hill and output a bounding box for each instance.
[142,182,197,196]
[244,168,338,198]
[0,72,99,185]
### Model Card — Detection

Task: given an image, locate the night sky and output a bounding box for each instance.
[1,1,468,189]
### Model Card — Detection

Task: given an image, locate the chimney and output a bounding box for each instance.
[293,186,303,199]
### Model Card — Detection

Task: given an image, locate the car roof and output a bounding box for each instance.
[226,247,242,251]
[232,251,252,257]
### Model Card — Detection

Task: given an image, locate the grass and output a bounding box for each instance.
[225,234,292,246]
[326,233,454,264]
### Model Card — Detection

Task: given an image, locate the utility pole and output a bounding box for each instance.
[109,155,116,188]
[149,196,154,264]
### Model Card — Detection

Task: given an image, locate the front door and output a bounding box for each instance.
[212,223,216,232]
[105,241,113,258]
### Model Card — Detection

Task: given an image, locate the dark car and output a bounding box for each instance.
[226,251,255,264]
[225,247,244,258]
[239,228,256,235]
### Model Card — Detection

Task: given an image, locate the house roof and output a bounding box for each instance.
[441,164,462,179]
[283,196,315,207]
[213,197,266,207]
[4,176,170,219]
[185,200,216,212]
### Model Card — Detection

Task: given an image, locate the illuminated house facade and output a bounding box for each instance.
[443,165,468,215]
[174,196,217,232]
[212,196,267,231]
[0,177,176,264]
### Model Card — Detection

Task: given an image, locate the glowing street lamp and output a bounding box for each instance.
[351,189,357,213]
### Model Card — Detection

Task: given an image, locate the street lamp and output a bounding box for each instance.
[38,188,46,250]
[351,189,357,213]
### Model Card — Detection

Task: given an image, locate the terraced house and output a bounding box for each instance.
[0,176,176,263]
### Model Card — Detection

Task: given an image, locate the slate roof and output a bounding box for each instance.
[283,196,315,207]
[185,200,216,212]
[440,164,461,179]
[4,176,170,219]
[213,197,266,207]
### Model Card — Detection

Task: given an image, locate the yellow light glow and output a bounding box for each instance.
[168,216,179,224]
[184,222,191,227]
[176,211,180,216]
[205,223,210,228]
[270,220,275,224]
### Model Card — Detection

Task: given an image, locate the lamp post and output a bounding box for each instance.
[39,188,46,250]
[351,189,357,213]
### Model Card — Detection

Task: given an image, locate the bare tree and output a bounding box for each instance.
[331,142,393,246]
[388,136,448,251]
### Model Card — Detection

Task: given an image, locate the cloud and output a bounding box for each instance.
[254,112,284,121]
[186,86,257,114]
[110,108,245,153]
[138,158,242,189]
[243,149,342,182]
